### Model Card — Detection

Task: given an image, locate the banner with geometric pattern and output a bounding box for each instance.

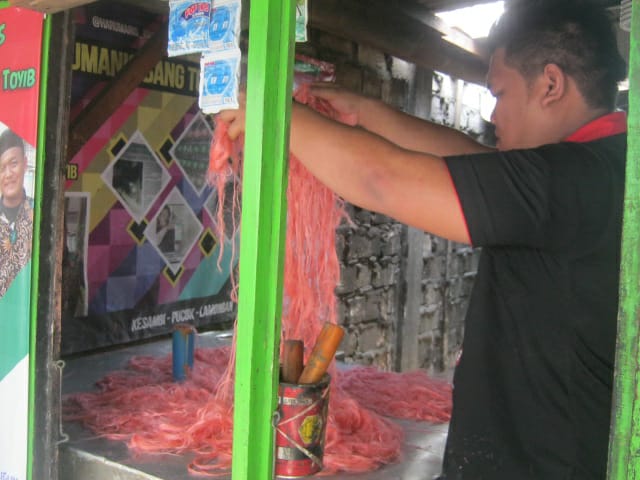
[62,3,236,355]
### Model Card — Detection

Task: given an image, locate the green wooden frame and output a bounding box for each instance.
[27,14,51,480]
[230,0,296,479]
[609,4,640,480]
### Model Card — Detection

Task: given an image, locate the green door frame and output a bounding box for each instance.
[609,4,640,480]
[230,0,296,479]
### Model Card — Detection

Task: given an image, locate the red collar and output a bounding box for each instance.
[565,111,627,143]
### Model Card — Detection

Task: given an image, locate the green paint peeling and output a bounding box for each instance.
[609,2,640,479]
[26,12,50,480]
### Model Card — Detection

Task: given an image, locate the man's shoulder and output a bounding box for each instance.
[546,133,627,163]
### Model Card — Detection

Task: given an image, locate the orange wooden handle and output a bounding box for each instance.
[298,323,344,384]
[281,339,304,384]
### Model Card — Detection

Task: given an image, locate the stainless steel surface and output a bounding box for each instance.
[60,331,448,480]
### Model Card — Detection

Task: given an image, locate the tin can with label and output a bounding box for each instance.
[275,374,330,478]
[172,324,196,381]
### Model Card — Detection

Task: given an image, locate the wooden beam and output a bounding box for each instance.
[412,0,502,12]
[67,26,167,160]
[392,0,484,56]
[310,0,489,85]
[8,0,97,14]
[231,0,295,477]
[414,0,620,14]
[31,9,73,480]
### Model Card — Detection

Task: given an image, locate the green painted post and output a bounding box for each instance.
[608,3,640,479]
[27,13,51,480]
[231,0,296,478]
[0,5,48,479]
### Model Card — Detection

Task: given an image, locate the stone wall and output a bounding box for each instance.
[297,29,487,373]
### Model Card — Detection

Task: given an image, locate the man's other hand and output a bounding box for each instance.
[216,91,246,140]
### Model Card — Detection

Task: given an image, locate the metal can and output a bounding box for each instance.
[275,374,330,478]
[172,324,195,381]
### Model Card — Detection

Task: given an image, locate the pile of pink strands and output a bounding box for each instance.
[63,84,452,477]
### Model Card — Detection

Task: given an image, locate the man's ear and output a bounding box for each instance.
[540,63,567,107]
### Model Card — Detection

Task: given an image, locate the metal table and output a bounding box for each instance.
[60,331,448,480]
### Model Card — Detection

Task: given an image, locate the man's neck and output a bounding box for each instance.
[562,108,611,139]
[551,82,610,141]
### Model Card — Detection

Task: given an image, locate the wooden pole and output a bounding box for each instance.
[608,3,640,478]
[231,0,296,478]
[67,27,167,160]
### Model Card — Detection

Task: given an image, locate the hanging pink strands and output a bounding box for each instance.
[205,87,408,472]
[63,84,452,477]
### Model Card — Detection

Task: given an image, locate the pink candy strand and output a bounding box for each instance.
[64,85,451,476]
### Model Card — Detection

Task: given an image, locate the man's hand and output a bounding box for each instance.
[217,85,363,137]
[216,91,246,141]
[308,83,363,127]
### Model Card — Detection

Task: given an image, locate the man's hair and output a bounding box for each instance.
[488,0,627,110]
[0,129,25,157]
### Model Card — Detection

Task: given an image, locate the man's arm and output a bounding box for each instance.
[289,103,471,244]
[219,92,474,244]
[310,85,495,157]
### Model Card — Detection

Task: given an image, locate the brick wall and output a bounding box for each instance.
[334,205,402,369]
[297,30,487,373]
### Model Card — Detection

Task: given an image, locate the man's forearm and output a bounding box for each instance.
[356,96,494,157]
[289,103,471,244]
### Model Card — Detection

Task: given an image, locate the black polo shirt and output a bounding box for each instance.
[440,115,627,479]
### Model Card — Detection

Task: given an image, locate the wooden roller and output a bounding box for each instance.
[298,322,344,385]
[281,339,304,384]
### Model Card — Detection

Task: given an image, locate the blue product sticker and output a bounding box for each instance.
[204,60,232,95]
[199,50,241,114]
[296,0,308,42]
[210,6,231,42]
[168,0,211,57]
[208,0,241,52]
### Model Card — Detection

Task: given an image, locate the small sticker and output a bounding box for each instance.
[198,49,241,114]
[299,414,322,445]
[168,0,211,57]
[295,0,308,43]
[209,0,241,52]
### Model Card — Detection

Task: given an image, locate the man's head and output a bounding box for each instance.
[486,0,627,150]
[0,129,27,208]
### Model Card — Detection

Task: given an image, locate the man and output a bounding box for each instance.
[0,128,34,298]
[219,0,627,478]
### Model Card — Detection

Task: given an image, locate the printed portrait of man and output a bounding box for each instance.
[0,128,34,298]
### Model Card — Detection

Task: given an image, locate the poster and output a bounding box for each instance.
[0,6,45,480]
[62,2,237,354]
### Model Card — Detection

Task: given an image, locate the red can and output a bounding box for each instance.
[275,374,330,478]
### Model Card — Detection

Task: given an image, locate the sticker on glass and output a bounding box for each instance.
[168,0,212,57]
[209,0,241,52]
[199,49,241,114]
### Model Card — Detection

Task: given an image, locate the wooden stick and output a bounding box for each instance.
[298,323,344,384]
[281,339,304,384]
